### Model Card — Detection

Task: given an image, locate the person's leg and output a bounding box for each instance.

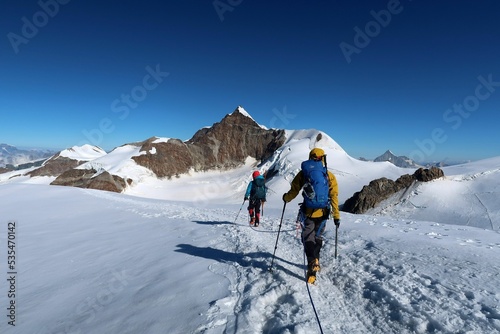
[254,200,261,225]
[302,218,316,264]
[313,220,327,262]
[247,202,255,224]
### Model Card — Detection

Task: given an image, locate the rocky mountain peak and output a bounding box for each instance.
[134,107,285,178]
[374,149,420,168]
[21,107,286,192]
[189,106,262,143]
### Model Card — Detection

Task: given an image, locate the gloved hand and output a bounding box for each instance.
[282,194,288,203]
[334,219,340,227]
[244,196,248,201]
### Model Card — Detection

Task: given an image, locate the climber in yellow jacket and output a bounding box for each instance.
[282,148,340,283]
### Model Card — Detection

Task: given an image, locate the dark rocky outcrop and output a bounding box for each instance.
[27,156,83,177]
[414,166,445,182]
[131,138,195,179]
[132,108,286,178]
[343,167,444,214]
[51,169,131,193]
[51,168,98,188]
[0,167,11,174]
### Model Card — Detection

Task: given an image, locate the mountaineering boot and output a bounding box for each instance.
[306,259,320,284]
[306,269,316,284]
[308,258,321,272]
[255,213,260,227]
[250,217,255,226]
[311,258,320,272]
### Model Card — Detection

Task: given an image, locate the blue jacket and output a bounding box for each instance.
[245,175,266,200]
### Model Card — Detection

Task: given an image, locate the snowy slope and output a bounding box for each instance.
[260,129,410,205]
[58,144,107,161]
[76,144,154,183]
[367,157,500,230]
[1,184,499,334]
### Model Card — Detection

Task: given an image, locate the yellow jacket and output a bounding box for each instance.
[283,169,340,220]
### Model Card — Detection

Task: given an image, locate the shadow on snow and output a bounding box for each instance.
[192,220,235,226]
[192,220,296,233]
[174,244,304,282]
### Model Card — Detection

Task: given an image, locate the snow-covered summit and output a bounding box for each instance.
[230,105,268,130]
[58,144,107,161]
[231,105,252,118]
[259,129,408,206]
[76,144,153,181]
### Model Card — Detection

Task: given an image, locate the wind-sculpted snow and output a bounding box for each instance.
[1,184,500,333]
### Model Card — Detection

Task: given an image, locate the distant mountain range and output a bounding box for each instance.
[359,150,420,168]
[373,150,421,168]
[0,144,56,169]
[361,150,468,168]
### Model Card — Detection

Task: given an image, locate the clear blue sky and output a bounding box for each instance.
[1,1,499,162]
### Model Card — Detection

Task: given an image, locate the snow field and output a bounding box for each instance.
[1,184,500,333]
[193,206,500,334]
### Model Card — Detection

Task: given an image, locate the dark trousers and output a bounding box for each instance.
[302,217,326,264]
[247,199,261,222]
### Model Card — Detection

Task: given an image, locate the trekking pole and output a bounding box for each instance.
[334,225,339,259]
[269,202,286,271]
[233,199,246,224]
